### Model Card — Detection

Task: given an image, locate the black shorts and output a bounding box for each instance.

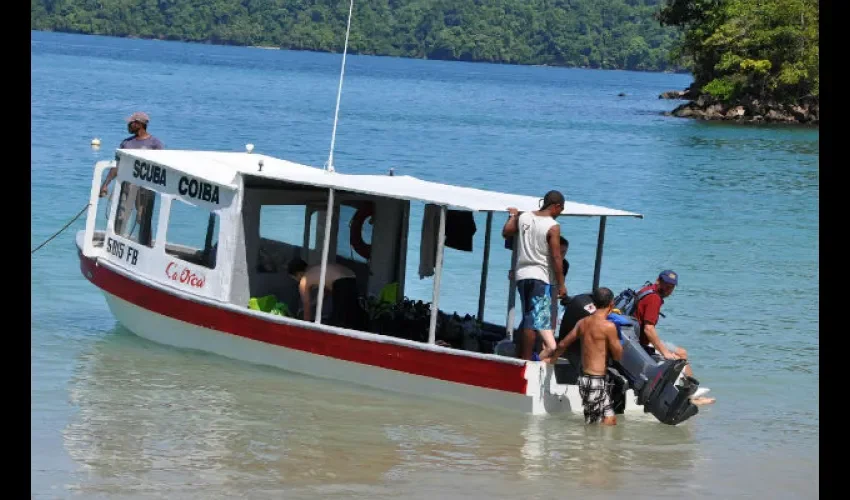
[330,277,363,329]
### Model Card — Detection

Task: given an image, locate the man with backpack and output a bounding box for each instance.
[633,271,684,361]
[633,270,714,405]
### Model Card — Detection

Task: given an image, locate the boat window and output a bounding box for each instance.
[165,198,220,269]
[257,204,306,273]
[337,203,371,263]
[259,205,306,246]
[112,181,160,248]
[308,210,320,251]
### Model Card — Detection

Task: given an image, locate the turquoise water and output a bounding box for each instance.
[31,31,818,498]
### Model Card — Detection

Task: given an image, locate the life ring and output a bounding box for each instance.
[349,204,374,260]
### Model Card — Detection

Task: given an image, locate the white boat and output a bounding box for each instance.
[73,1,703,424]
[74,147,699,424]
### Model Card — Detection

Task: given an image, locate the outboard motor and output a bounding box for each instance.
[555,295,700,425]
[606,314,699,425]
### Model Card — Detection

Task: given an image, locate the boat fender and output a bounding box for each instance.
[350,204,374,260]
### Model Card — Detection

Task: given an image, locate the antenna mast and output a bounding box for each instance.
[326,0,355,173]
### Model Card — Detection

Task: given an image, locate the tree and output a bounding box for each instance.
[31,0,686,72]
[658,0,818,101]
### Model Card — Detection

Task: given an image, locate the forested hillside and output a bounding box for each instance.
[31,0,683,71]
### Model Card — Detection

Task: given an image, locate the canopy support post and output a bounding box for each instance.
[505,239,518,341]
[428,205,447,344]
[477,211,493,321]
[315,188,335,324]
[592,216,607,291]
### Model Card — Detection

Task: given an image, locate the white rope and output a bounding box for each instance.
[326,0,355,173]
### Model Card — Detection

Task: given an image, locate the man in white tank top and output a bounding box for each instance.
[502,190,567,363]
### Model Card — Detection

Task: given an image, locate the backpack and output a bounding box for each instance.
[612,282,657,318]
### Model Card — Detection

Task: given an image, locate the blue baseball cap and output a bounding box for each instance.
[659,270,679,285]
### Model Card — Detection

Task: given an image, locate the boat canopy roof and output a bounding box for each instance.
[116,149,642,217]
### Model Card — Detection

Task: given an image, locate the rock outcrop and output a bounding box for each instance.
[659,88,818,125]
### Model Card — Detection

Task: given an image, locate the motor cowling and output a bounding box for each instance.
[607,314,700,425]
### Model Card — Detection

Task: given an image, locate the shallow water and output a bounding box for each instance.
[31,31,818,499]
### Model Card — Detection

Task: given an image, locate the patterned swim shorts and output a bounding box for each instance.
[517,279,552,331]
[578,374,615,424]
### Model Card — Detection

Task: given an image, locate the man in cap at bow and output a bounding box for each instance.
[99,112,165,247]
[99,111,165,197]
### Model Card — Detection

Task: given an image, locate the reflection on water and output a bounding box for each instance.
[674,135,818,196]
[684,134,819,157]
[63,327,703,498]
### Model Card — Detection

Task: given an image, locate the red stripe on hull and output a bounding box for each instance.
[79,253,528,394]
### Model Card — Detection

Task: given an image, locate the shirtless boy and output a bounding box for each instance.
[553,287,623,425]
[287,258,362,329]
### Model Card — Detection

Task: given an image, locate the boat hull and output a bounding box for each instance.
[106,289,542,410]
[78,246,641,416]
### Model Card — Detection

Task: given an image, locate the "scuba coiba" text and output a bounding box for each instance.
[178,176,220,205]
[132,159,167,186]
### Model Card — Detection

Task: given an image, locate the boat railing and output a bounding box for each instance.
[82,161,115,258]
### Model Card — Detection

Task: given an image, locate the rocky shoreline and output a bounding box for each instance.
[659,87,818,126]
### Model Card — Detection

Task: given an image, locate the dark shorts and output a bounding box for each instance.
[578,373,615,424]
[517,279,553,331]
[330,277,364,330]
